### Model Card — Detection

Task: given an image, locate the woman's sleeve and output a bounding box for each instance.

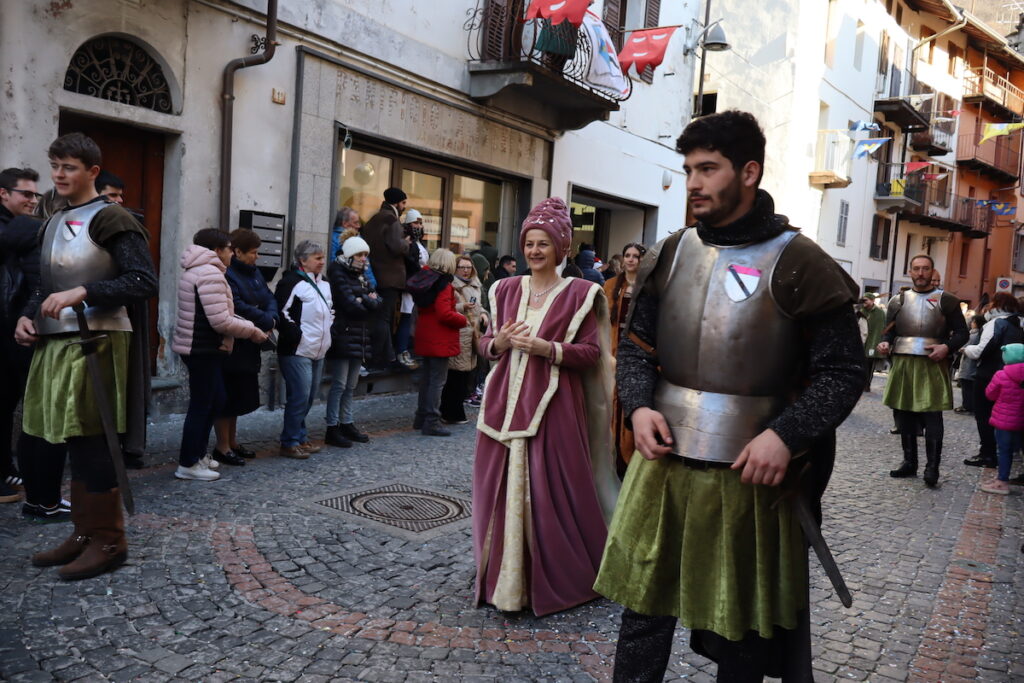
[964,320,995,360]
[550,308,600,369]
[437,286,468,329]
[198,272,259,339]
[230,276,276,331]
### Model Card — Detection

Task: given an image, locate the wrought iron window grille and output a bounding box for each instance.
[64,36,173,114]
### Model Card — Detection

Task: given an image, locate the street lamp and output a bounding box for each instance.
[685,0,731,118]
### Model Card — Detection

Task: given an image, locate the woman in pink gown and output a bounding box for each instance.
[473,197,619,616]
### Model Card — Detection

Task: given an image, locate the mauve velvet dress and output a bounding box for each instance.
[472,275,617,616]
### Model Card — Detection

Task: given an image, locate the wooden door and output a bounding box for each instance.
[58,112,164,371]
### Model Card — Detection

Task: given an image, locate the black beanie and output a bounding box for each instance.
[384,187,407,204]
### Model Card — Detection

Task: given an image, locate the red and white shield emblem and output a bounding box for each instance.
[725,264,761,302]
[63,220,83,240]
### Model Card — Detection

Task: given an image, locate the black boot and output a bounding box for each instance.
[963,454,997,468]
[923,439,941,487]
[324,426,352,448]
[340,423,369,443]
[421,419,451,437]
[890,433,918,478]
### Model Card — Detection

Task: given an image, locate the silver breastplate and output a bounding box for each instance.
[35,200,132,336]
[653,228,801,462]
[892,289,945,355]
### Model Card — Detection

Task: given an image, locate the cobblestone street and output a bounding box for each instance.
[1,375,1023,682]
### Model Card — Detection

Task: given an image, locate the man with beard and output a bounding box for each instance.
[594,110,865,681]
[876,255,966,487]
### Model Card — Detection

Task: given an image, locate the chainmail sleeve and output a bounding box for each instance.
[83,231,158,307]
[615,288,660,425]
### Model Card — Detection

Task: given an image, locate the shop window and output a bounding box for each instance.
[451,175,501,255]
[401,168,445,252]
[338,150,393,230]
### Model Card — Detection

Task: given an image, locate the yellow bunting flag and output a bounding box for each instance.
[980,122,1024,144]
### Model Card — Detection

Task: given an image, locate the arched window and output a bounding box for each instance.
[64,36,173,114]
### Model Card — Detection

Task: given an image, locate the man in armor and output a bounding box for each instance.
[594,111,865,681]
[14,133,157,580]
[877,255,967,487]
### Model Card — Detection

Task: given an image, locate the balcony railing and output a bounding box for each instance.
[874,67,929,130]
[875,163,925,206]
[956,133,1021,179]
[465,0,631,105]
[964,66,1024,117]
[808,130,853,188]
[952,196,994,237]
[910,116,954,156]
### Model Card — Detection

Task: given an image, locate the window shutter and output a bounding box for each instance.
[640,0,661,83]
[604,0,624,51]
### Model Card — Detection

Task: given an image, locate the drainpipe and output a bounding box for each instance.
[220,0,279,231]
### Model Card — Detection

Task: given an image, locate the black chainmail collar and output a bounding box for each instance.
[695,189,790,246]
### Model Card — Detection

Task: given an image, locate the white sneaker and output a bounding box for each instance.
[175,463,221,481]
[201,455,220,470]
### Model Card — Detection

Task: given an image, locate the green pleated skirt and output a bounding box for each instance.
[882,354,952,412]
[22,332,130,444]
[594,455,808,641]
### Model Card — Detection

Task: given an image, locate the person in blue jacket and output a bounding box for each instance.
[213,228,279,464]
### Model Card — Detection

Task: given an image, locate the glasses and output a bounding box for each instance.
[4,188,42,200]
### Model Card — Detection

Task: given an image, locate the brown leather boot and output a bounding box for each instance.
[59,488,127,581]
[31,481,89,567]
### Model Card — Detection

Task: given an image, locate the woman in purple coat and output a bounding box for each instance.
[472,198,619,616]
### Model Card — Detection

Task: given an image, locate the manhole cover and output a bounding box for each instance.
[305,482,472,540]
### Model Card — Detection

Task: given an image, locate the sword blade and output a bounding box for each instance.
[793,494,851,608]
[71,304,135,514]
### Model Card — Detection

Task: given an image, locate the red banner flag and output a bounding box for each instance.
[525,0,591,26]
[617,26,679,75]
[905,161,930,173]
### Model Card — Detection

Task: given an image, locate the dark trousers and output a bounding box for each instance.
[68,435,117,493]
[960,378,975,412]
[17,432,66,506]
[894,410,944,443]
[973,378,996,460]
[179,354,226,467]
[439,368,471,422]
[0,339,32,475]
[370,287,400,368]
[415,357,449,429]
[614,608,813,682]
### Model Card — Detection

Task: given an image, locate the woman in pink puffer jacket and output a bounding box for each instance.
[172,229,266,482]
[982,343,1024,494]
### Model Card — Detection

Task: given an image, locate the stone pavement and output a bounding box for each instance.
[1,375,1023,682]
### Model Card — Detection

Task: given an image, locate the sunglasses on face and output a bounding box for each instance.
[4,188,42,200]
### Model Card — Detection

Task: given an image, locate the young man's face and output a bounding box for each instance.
[684,148,758,227]
[99,185,124,205]
[0,179,40,216]
[50,156,99,201]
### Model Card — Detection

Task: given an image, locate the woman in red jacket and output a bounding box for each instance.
[409,248,467,436]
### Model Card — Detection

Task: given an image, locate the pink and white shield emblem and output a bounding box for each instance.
[724,264,761,302]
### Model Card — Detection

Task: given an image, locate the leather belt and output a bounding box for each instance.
[667,453,734,470]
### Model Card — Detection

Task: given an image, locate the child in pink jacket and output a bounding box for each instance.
[982,343,1024,494]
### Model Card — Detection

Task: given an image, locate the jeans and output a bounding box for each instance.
[279,355,325,446]
[395,312,412,354]
[325,357,361,426]
[994,428,1021,482]
[370,287,400,368]
[973,378,996,460]
[179,354,227,467]
[416,357,449,429]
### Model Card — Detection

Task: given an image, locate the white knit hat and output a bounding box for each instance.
[342,235,370,259]
[403,208,423,224]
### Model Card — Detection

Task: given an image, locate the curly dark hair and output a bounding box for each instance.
[676,110,766,186]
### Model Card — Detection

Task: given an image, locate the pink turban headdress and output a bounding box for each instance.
[519,197,573,260]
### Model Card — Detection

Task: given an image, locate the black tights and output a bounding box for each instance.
[68,435,117,493]
[17,433,66,506]
[613,608,813,682]
[894,410,944,443]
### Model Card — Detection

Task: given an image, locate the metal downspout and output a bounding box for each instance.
[220,0,279,231]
